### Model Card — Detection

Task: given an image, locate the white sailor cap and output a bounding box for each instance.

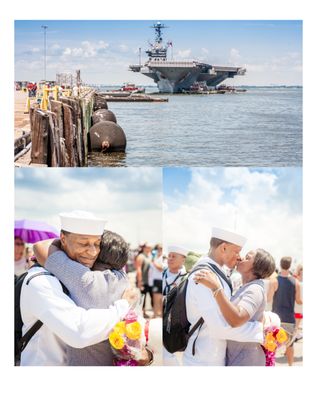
[168,245,189,257]
[212,227,246,247]
[59,210,106,236]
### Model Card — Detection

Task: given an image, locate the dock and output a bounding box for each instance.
[14,87,95,167]
[14,87,134,167]
[101,94,168,102]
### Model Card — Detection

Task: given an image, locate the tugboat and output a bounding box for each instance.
[119,83,145,93]
[101,83,145,97]
[188,81,209,94]
[217,84,247,93]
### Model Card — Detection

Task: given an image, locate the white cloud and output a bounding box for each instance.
[118,44,129,53]
[164,168,302,267]
[61,40,109,59]
[244,63,265,72]
[49,44,63,55]
[176,49,191,59]
[229,48,241,65]
[15,169,162,247]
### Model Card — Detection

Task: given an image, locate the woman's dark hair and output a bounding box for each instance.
[94,230,129,271]
[252,248,276,279]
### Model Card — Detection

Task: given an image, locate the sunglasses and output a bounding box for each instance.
[15,242,25,246]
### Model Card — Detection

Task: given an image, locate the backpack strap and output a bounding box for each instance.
[191,319,204,356]
[163,268,188,296]
[18,270,69,356]
[18,320,43,353]
[188,316,205,356]
[26,271,53,285]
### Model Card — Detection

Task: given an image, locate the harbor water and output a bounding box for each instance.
[88,87,302,167]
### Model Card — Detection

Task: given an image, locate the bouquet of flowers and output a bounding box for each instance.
[109,309,145,366]
[262,312,289,366]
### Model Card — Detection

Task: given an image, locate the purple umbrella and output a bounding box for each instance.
[14,219,59,244]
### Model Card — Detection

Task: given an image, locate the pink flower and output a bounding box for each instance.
[262,345,276,367]
[124,309,138,324]
[114,359,138,366]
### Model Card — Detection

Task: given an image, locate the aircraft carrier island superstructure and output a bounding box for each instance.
[129,22,246,93]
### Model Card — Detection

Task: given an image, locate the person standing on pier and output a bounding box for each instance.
[135,243,154,317]
[271,256,303,366]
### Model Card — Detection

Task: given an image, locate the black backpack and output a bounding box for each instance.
[163,262,233,355]
[15,266,69,363]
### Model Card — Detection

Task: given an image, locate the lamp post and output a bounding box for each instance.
[41,25,48,81]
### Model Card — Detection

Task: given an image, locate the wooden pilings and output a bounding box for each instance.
[29,89,95,167]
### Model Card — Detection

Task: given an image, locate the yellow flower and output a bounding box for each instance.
[109,331,125,350]
[114,321,126,335]
[265,332,275,342]
[264,340,277,352]
[276,328,288,344]
[125,321,142,340]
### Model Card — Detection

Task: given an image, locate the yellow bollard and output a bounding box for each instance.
[40,85,49,111]
[24,94,31,114]
[52,86,58,101]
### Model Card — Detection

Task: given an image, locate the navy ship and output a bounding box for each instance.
[129,22,246,93]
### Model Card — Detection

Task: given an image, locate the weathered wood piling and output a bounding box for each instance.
[15,88,128,166]
[29,88,95,167]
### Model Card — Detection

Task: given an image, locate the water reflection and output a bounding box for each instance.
[88,151,127,167]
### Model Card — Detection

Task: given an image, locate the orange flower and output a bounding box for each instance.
[125,321,142,340]
[264,340,277,352]
[109,331,125,350]
[276,328,288,344]
[265,332,275,342]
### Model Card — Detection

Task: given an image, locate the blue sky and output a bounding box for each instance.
[163,167,302,211]
[15,20,302,85]
[163,167,302,265]
[15,168,162,246]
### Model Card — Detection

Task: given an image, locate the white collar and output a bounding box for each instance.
[166,265,186,276]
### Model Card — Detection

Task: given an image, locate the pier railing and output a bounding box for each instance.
[30,88,95,167]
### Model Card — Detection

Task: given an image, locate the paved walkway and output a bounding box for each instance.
[14,90,35,138]
[14,90,36,166]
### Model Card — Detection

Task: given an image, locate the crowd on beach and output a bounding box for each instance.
[15,214,303,367]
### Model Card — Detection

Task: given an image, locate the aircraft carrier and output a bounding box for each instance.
[129,22,246,93]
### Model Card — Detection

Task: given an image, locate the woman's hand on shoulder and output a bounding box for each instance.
[193,269,221,290]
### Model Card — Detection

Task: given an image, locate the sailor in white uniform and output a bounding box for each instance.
[162,244,188,366]
[20,210,129,366]
[183,227,264,366]
[162,245,188,296]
